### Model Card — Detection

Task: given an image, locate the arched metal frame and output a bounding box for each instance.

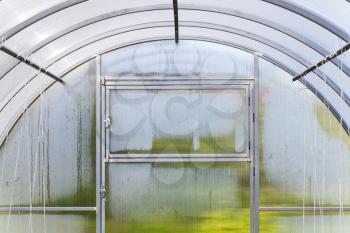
[261,0,350,41]
[2,4,348,74]
[2,18,348,107]
[0,37,347,233]
[26,11,349,101]
[1,5,350,94]
[0,2,349,133]
[0,4,348,92]
[0,33,348,147]
[1,24,350,147]
[0,0,88,41]
[1,14,350,144]
[0,2,350,232]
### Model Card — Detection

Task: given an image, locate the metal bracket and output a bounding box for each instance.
[100,186,106,199]
[101,76,105,85]
[172,0,179,43]
[104,116,110,128]
[0,36,6,46]
[0,45,63,83]
[293,42,350,81]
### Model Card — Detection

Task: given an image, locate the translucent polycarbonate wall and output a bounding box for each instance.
[100,40,254,233]
[108,89,248,155]
[0,212,95,233]
[259,59,350,231]
[101,40,254,78]
[260,212,350,233]
[106,163,250,233]
[259,58,350,206]
[0,59,96,233]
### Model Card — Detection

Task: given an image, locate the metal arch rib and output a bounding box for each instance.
[178,4,350,77]
[1,22,350,117]
[0,6,172,81]
[1,36,348,147]
[30,21,350,109]
[1,4,350,88]
[0,1,348,47]
[180,22,350,106]
[0,1,348,78]
[0,0,88,42]
[2,21,349,113]
[262,0,350,42]
[0,0,87,82]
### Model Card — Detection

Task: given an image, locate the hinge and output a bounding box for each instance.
[253,167,255,176]
[100,186,106,199]
[253,113,255,122]
[248,96,251,106]
[104,116,111,128]
[100,76,105,85]
[249,141,251,150]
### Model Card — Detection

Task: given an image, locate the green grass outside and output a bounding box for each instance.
[112,135,238,154]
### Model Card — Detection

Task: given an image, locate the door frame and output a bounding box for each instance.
[96,55,260,233]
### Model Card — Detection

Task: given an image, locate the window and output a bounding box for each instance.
[105,80,253,161]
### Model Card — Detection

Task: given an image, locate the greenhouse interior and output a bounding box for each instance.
[0,0,350,233]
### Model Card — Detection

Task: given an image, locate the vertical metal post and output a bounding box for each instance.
[253,53,261,233]
[101,75,107,233]
[96,55,101,233]
[172,0,179,43]
[249,83,255,233]
[100,76,108,233]
[96,55,107,233]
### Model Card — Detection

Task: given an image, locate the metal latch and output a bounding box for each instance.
[100,186,106,199]
[104,116,111,128]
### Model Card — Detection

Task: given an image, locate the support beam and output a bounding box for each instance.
[0,207,96,212]
[0,45,63,83]
[260,206,350,212]
[293,42,350,81]
[172,0,179,43]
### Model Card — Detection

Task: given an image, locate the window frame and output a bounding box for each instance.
[103,76,254,163]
